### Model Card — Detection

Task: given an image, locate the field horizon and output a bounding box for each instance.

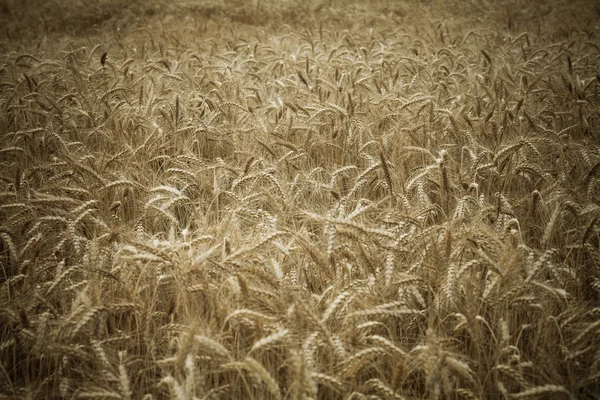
[1,0,600,398]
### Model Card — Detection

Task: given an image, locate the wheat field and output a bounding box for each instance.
[1,0,600,398]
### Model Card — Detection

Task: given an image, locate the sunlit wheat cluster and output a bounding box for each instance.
[1,0,600,398]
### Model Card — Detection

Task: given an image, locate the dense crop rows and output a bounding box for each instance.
[1,0,600,398]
